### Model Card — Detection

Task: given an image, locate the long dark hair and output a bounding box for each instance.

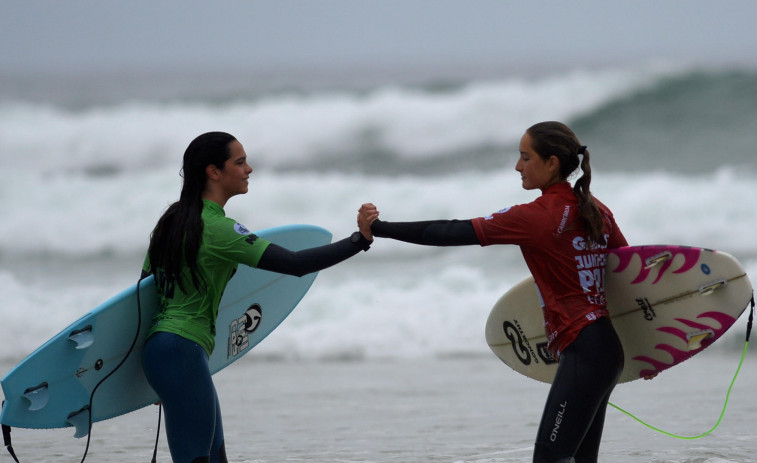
[526,121,606,246]
[147,131,237,293]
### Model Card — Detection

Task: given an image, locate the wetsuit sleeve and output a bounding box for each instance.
[370,219,480,246]
[256,234,371,277]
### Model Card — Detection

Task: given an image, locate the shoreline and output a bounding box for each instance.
[1,354,755,462]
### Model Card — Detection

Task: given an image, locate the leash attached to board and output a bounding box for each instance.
[2,407,21,463]
[78,274,148,463]
[1,274,159,463]
[610,294,755,439]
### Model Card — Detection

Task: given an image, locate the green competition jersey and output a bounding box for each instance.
[143,199,271,356]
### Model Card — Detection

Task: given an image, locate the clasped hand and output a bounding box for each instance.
[357,203,379,240]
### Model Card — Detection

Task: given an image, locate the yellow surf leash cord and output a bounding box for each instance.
[609,294,754,440]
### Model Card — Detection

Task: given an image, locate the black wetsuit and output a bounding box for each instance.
[372,219,624,463]
[533,317,623,463]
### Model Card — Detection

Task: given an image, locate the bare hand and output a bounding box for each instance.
[358,203,379,240]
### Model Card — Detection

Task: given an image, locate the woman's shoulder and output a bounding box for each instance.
[590,195,615,216]
[204,213,251,239]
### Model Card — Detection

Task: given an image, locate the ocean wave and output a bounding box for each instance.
[2,167,755,363]
[1,63,755,368]
[2,64,705,176]
[1,166,755,260]
[573,69,757,173]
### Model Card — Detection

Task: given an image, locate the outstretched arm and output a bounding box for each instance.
[359,203,480,247]
[256,205,379,277]
[256,235,370,277]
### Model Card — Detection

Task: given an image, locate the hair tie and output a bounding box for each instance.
[577,145,587,155]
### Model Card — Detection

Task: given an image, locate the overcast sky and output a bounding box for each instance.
[2,0,756,80]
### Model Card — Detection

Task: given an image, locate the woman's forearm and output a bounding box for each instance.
[371,219,480,246]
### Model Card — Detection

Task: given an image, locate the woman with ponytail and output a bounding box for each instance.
[358,121,627,463]
[142,132,376,463]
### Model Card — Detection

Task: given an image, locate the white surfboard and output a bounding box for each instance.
[485,245,752,384]
[0,224,331,437]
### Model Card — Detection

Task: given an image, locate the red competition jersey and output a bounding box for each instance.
[471,182,628,356]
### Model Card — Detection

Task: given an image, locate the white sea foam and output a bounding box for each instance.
[1,167,755,363]
[1,63,755,363]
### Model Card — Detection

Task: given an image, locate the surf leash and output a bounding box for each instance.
[150,404,162,463]
[79,274,147,463]
[609,294,755,439]
[2,403,21,463]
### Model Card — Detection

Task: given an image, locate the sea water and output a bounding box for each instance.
[1,63,756,462]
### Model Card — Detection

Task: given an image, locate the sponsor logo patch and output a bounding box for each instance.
[485,206,511,220]
[234,223,252,235]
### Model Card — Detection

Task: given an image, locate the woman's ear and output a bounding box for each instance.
[548,155,560,175]
[205,164,220,181]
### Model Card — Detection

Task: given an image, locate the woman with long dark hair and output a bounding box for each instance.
[359,121,627,462]
[142,131,375,463]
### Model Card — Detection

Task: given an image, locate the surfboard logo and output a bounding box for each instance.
[636,297,657,321]
[243,304,263,333]
[503,320,534,365]
[536,342,557,365]
[227,303,263,359]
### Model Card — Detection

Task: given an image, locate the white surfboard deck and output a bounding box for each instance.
[1,224,331,437]
[485,245,752,384]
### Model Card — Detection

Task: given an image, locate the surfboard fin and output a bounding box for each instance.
[22,383,49,411]
[66,405,90,438]
[686,329,715,350]
[644,251,673,269]
[698,279,727,296]
[68,326,94,349]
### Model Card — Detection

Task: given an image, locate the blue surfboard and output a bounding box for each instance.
[0,224,331,438]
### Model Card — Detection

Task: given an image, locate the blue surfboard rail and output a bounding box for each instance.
[1,224,332,436]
